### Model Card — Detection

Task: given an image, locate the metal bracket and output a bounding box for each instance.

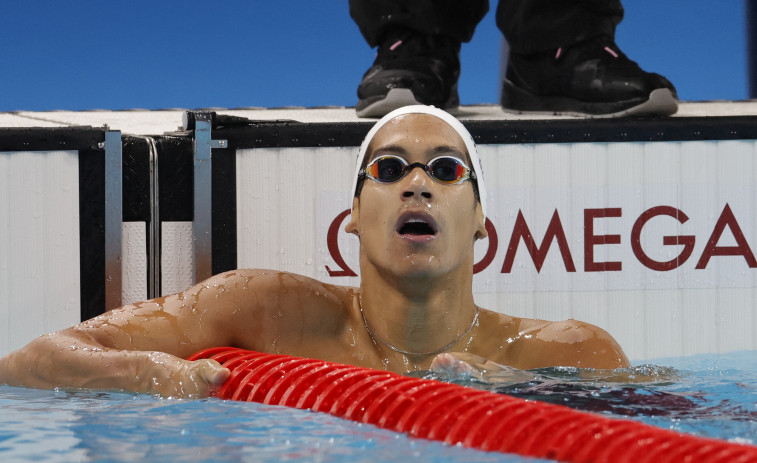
[192,112,228,284]
[103,130,123,310]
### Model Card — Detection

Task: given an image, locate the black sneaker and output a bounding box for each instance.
[501,36,678,117]
[355,30,461,118]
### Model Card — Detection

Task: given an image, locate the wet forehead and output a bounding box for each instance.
[365,114,470,164]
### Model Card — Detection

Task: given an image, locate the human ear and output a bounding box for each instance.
[344,197,360,236]
[473,202,488,241]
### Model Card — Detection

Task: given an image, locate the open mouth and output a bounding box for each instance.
[399,219,436,236]
[396,212,438,238]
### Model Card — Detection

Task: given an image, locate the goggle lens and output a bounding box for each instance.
[367,157,405,182]
[429,157,465,183]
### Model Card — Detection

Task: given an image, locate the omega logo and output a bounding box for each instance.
[325,204,757,277]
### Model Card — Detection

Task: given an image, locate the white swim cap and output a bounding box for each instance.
[350,105,486,217]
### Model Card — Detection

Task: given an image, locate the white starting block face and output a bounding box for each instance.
[236,140,757,361]
[0,150,82,355]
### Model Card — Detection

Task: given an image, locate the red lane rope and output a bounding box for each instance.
[188,347,757,463]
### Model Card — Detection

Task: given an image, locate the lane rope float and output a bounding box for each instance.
[188,347,757,463]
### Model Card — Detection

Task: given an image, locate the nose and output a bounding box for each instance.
[401,166,433,201]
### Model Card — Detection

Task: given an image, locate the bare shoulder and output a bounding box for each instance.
[72,269,358,358]
[482,312,629,370]
[210,268,356,306]
[204,269,359,345]
[525,318,629,369]
[189,269,348,301]
[192,268,358,328]
[530,319,613,344]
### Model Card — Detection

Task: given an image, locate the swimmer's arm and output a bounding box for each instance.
[0,270,281,397]
[0,329,229,398]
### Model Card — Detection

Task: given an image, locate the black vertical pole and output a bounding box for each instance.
[499,38,510,102]
[748,0,757,97]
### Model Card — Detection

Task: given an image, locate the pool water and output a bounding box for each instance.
[486,350,757,446]
[1,351,755,462]
[0,387,529,463]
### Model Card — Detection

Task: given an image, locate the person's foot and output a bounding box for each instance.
[355,30,461,118]
[501,36,678,117]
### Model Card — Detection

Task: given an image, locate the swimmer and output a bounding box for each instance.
[0,105,629,397]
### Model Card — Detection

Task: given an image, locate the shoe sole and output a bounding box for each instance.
[501,81,678,118]
[356,88,460,119]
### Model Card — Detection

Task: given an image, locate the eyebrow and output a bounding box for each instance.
[368,144,408,161]
[430,145,467,159]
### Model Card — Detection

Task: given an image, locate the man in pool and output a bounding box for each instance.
[0,105,629,397]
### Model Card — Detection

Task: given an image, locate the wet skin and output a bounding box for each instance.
[0,114,628,398]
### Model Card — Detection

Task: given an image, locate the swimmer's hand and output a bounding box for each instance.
[142,353,230,398]
[431,352,534,384]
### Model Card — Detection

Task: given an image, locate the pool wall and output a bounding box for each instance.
[2,110,757,361]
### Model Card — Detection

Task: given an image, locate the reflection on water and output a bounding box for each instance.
[1,351,755,461]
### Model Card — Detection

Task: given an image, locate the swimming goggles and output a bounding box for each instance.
[358,155,477,186]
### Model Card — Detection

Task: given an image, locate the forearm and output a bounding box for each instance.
[1,331,158,392]
[0,330,227,397]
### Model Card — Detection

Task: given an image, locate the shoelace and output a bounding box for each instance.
[555,44,619,60]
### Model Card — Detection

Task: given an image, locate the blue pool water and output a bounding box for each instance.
[1,351,755,462]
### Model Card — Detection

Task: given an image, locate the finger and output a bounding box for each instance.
[447,352,492,370]
[450,352,489,365]
[430,353,456,371]
[196,359,231,386]
[431,353,475,379]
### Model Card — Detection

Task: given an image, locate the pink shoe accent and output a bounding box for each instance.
[555,47,563,59]
[604,46,619,58]
[389,40,403,51]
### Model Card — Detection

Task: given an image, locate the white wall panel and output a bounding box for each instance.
[161,221,193,296]
[237,146,358,284]
[121,222,147,306]
[235,141,757,361]
[0,151,80,358]
[0,153,9,357]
